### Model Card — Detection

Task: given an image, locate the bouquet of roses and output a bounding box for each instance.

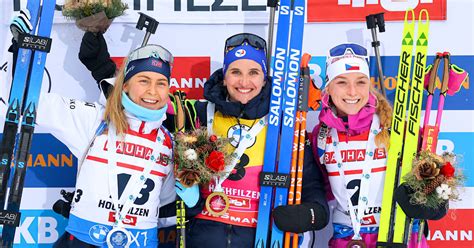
[174,128,233,188]
[62,0,128,33]
[403,150,465,209]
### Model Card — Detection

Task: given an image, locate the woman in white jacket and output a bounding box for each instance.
[20,45,176,248]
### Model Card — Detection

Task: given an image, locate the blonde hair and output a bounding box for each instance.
[371,87,392,149]
[103,58,129,135]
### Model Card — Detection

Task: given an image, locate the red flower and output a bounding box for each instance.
[209,135,218,143]
[440,162,455,178]
[205,151,225,172]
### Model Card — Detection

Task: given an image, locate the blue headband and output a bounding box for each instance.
[223,44,267,77]
[124,57,171,83]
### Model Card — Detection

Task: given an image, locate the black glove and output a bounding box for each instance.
[273,203,327,233]
[394,183,448,220]
[52,190,74,219]
[78,32,116,82]
[53,200,71,218]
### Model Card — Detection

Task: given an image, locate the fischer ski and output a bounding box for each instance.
[377,9,429,247]
[394,9,430,245]
[0,0,56,246]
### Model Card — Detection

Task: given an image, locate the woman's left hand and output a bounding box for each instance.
[394,183,448,220]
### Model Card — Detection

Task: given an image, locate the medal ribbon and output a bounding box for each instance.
[329,115,381,240]
[206,103,266,192]
[107,124,164,228]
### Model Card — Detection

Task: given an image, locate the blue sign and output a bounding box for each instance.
[0,133,78,188]
[309,55,473,110]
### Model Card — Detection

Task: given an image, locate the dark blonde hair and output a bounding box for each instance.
[103,58,128,135]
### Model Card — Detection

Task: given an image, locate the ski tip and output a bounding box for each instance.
[418,9,430,23]
[404,9,416,24]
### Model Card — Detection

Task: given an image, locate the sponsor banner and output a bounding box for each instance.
[13,0,270,24]
[307,0,446,22]
[0,210,68,247]
[111,56,209,99]
[10,0,449,24]
[309,55,473,110]
[0,134,77,188]
[428,209,474,248]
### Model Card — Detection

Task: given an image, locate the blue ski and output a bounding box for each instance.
[0,1,56,246]
[254,0,292,247]
[270,0,305,247]
[0,0,41,214]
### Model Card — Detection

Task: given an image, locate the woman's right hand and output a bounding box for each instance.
[78,32,116,82]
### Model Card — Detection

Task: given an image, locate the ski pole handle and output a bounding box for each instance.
[366,12,387,97]
[427,53,443,95]
[375,13,385,32]
[136,12,159,47]
[435,52,450,127]
[298,53,311,112]
[422,53,442,128]
[366,13,385,32]
[440,52,450,95]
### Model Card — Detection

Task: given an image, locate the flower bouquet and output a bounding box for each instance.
[174,128,233,188]
[62,0,128,33]
[403,150,464,209]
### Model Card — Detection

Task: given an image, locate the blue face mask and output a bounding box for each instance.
[121,92,167,122]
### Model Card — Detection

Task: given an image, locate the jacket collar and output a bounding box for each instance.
[203,69,270,119]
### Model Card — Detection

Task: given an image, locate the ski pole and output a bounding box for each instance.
[435,52,450,127]
[136,12,159,47]
[415,52,449,247]
[266,0,279,70]
[422,53,442,132]
[284,53,311,248]
[366,13,387,97]
[292,54,311,248]
[174,91,188,248]
[136,13,189,248]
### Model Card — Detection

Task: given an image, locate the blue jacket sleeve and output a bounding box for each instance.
[301,133,330,229]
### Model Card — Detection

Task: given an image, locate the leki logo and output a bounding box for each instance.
[337,0,433,11]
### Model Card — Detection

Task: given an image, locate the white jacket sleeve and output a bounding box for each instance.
[36,93,104,160]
